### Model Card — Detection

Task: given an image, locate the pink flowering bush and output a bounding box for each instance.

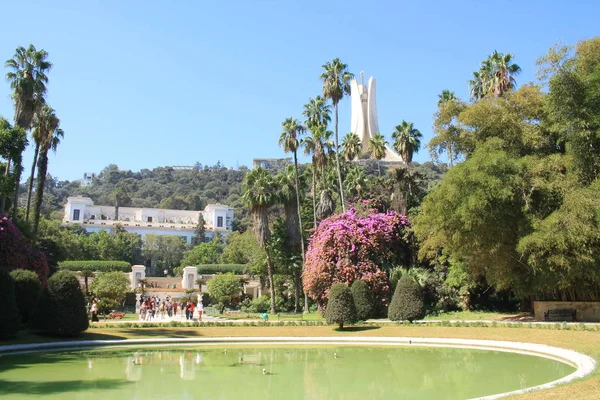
[0,215,49,286]
[303,205,409,310]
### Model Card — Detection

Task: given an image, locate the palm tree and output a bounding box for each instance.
[392,121,422,164]
[302,96,331,131]
[113,187,131,221]
[302,124,334,226]
[437,90,457,106]
[242,167,278,314]
[342,132,361,162]
[469,51,521,99]
[4,44,52,219]
[0,119,27,214]
[345,165,366,200]
[320,58,354,212]
[369,133,387,176]
[32,104,63,238]
[279,117,308,312]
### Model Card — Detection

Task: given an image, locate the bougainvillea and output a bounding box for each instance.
[0,215,49,286]
[303,204,409,308]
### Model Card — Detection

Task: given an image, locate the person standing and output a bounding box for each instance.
[91,300,99,322]
[197,299,204,321]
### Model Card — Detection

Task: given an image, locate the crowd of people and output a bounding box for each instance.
[138,295,203,321]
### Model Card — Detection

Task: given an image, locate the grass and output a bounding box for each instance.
[211,312,324,321]
[2,324,599,399]
[422,310,521,321]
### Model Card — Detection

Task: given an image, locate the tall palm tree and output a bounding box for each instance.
[113,186,131,221]
[342,132,361,162]
[4,44,52,219]
[302,124,333,226]
[392,121,422,164]
[242,167,278,314]
[302,96,331,131]
[320,58,354,212]
[25,117,49,220]
[0,119,27,214]
[345,165,366,200]
[32,104,63,238]
[279,117,308,312]
[369,133,387,176]
[437,90,457,106]
[469,51,521,99]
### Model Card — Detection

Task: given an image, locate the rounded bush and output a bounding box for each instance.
[325,284,357,329]
[10,269,42,325]
[388,275,425,322]
[31,270,89,336]
[0,269,20,339]
[351,280,374,321]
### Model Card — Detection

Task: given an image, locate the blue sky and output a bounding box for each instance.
[0,0,598,181]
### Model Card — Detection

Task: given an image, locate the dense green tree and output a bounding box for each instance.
[388,275,425,322]
[0,119,27,213]
[351,280,374,321]
[392,121,422,164]
[192,213,206,245]
[242,167,278,313]
[181,237,223,265]
[90,271,130,312]
[430,94,466,167]
[207,272,243,313]
[320,58,354,211]
[220,230,264,266]
[0,269,20,338]
[10,269,42,325]
[113,186,131,221]
[325,283,357,329]
[142,234,187,276]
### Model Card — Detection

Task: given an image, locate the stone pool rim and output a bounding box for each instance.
[0,336,596,400]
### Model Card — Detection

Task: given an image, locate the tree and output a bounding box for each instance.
[80,269,94,295]
[302,124,334,225]
[469,51,521,99]
[207,272,243,313]
[10,269,42,325]
[437,90,456,106]
[242,167,277,313]
[32,104,63,238]
[192,213,206,245]
[320,58,354,212]
[0,119,27,213]
[142,234,187,276]
[369,133,387,176]
[325,283,357,329]
[302,96,331,132]
[181,237,223,265]
[351,279,374,321]
[430,94,466,167]
[342,132,361,162]
[113,186,131,221]
[388,275,425,322]
[5,44,52,219]
[344,165,366,200]
[90,271,130,312]
[392,121,422,164]
[279,118,309,312]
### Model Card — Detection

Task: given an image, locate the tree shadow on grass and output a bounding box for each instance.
[334,326,380,332]
[0,378,133,395]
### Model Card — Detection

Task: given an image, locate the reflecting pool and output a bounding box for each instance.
[0,345,575,399]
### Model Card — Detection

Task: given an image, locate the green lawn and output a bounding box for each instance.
[210,312,324,321]
[422,310,521,321]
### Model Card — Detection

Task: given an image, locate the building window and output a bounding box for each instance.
[147,217,153,223]
[73,209,80,220]
[217,216,223,228]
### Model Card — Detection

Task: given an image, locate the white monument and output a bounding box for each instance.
[350,72,404,162]
[181,266,199,290]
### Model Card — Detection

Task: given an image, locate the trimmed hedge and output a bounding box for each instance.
[10,269,42,325]
[388,275,425,322]
[195,264,247,275]
[0,269,20,339]
[325,283,357,329]
[58,261,131,272]
[31,271,89,336]
[351,280,374,321]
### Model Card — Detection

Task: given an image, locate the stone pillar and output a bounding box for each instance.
[181,266,199,290]
[131,265,146,289]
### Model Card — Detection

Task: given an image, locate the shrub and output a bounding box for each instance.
[90,272,130,312]
[388,275,425,322]
[31,271,89,336]
[195,264,246,275]
[10,269,42,325]
[325,284,357,329]
[0,269,20,339]
[207,272,243,313]
[58,260,130,272]
[249,295,271,313]
[351,280,374,321]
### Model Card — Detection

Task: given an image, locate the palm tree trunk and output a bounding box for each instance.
[25,143,40,221]
[33,148,49,240]
[333,104,346,212]
[378,160,381,176]
[11,160,23,220]
[311,166,317,228]
[265,250,276,314]
[0,157,11,213]
[292,151,309,313]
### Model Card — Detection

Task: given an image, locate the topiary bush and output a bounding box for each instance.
[58,260,130,272]
[0,269,20,339]
[388,275,425,322]
[31,270,89,336]
[10,269,42,325]
[325,284,357,329]
[351,280,374,321]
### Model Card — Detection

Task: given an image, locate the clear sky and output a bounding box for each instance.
[0,0,598,181]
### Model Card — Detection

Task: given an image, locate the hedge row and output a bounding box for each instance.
[195,264,247,275]
[58,261,131,272]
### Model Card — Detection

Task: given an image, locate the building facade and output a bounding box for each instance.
[63,196,233,242]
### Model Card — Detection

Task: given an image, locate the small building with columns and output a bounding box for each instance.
[63,196,234,243]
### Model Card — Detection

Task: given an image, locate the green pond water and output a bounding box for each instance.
[0,345,575,399]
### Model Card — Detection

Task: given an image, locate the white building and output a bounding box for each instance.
[63,196,233,243]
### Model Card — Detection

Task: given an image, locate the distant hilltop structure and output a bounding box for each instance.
[350,71,403,163]
[252,158,291,171]
[78,172,96,186]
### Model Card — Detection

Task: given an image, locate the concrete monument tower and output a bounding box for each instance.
[350,72,403,162]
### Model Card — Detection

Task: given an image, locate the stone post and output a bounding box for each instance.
[131,265,146,289]
[182,266,199,290]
